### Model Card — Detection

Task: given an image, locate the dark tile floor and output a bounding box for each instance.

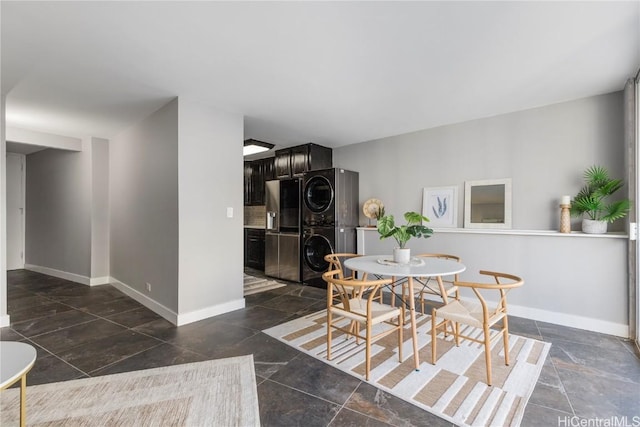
[2,269,640,426]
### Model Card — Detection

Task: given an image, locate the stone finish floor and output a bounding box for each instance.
[2,269,639,426]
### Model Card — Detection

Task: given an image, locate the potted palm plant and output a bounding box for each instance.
[377,211,433,263]
[570,165,630,234]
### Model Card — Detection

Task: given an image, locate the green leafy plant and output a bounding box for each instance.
[570,165,630,223]
[377,211,433,248]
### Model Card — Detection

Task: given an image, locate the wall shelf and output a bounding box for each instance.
[356,226,628,239]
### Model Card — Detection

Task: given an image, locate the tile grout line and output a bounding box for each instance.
[534,319,578,417]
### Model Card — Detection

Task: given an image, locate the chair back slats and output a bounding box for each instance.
[324,253,361,280]
[454,271,524,323]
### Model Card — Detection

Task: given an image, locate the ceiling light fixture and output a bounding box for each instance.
[243,139,275,156]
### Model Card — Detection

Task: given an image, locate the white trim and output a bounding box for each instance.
[89,276,111,286]
[388,290,629,338]
[176,299,245,327]
[25,264,91,286]
[507,302,628,338]
[109,278,178,325]
[109,277,245,327]
[357,226,628,239]
[0,314,10,328]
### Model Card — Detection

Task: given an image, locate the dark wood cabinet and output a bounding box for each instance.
[275,143,332,178]
[244,157,275,206]
[243,161,253,206]
[244,228,265,270]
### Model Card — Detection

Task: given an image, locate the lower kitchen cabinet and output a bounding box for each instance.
[244,228,265,271]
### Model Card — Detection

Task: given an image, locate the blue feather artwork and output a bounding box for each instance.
[432,196,448,218]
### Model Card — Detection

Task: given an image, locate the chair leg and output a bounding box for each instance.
[483,323,492,386]
[503,316,510,366]
[398,307,404,362]
[454,321,460,346]
[366,321,372,381]
[431,308,437,364]
[327,310,333,361]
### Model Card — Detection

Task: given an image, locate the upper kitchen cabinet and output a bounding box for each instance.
[244,157,275,206]
[275,143,332,178]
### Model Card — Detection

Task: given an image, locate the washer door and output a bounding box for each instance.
[304,176,334,213]
[304,234,333,273]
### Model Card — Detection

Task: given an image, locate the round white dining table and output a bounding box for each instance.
[344,255,466,370]
[1,341,37,427]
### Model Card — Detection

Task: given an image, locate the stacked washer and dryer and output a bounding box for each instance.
[302,168,359,288]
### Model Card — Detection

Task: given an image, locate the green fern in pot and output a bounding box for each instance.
[570,165,630,233]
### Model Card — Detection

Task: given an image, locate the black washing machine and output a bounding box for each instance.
[302,226,356,288]
[303,168,359,228]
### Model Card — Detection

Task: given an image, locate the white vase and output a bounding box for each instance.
[582,218,608,234]
[393,247,411,264]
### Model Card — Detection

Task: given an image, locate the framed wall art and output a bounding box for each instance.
[464,178,512,229]
[422,186,458,228]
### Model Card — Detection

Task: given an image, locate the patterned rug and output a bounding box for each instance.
[264,310,550,427]
[0,356,260,426]
[244,273,286,295]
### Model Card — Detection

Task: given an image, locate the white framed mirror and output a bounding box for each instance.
[464,178,512,229]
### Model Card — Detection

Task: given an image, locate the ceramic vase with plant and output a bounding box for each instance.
[377,211,433,263]
[570,165,630,234]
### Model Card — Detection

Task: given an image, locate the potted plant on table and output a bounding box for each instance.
[570,165,630,234]
[377,211,433,263]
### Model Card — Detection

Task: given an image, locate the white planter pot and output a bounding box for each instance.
[582,218,608,234]
[393,247,411,264]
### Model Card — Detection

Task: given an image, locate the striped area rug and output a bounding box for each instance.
[264,310,550,427]
[0,356,260,426]
[244,273,286,295]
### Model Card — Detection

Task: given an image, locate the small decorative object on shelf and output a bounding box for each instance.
[363,198,385,227]
[560,195,571,233]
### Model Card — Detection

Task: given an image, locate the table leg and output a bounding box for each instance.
[20,374,26,427]
[407,276,420,370]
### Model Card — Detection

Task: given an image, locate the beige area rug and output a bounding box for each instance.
[264,310,550,427]
[244,273,286,295]
[0,355,260,427]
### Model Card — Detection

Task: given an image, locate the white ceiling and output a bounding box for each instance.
[2,1,639,153]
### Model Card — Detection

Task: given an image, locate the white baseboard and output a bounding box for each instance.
[507,303,629,338]
[109,277,245,327]
[25,264,91,286]
[384,289,629,338]
[109,278,178,325]
[176,298,245,327]
[0,314,10,328]
[24,264,109,287]
[89,276,111,286]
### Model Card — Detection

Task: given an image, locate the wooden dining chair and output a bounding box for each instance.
[431,270,524,386]
[412,253,462,313]
[323,270,404,381]
[324,253,382,303]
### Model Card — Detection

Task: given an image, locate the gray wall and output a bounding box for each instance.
[337,92,629,336]
[335,92,625,231]
[26,143,92,277]
[91,137,110,278]
[358,229,628,335]
[177,98,244,314]
[110,98,179,311]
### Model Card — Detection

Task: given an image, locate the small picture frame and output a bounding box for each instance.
[422,186,458,228]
